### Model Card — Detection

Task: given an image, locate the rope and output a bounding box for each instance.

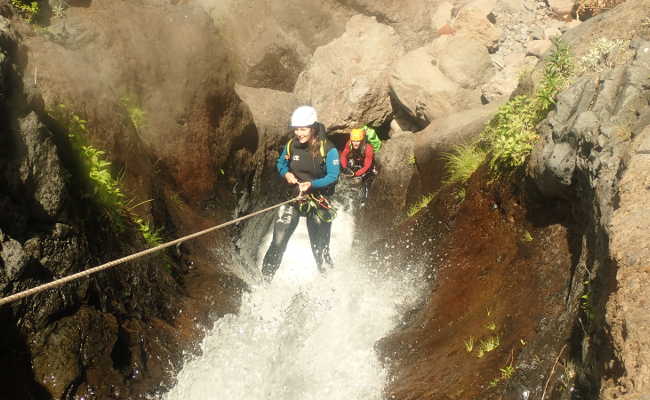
[0,197,300,307]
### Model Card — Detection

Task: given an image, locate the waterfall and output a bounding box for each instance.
[165,197,425,400]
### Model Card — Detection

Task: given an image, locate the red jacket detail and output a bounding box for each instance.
[340,140,374,176]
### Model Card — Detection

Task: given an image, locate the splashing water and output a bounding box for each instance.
[165,201,425,400]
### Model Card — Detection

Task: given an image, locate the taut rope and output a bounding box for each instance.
[0,197,299,307]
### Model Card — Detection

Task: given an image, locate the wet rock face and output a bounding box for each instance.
[24,0,254,205]
[198,0,352,91]
[358,133,417,244]
[379,166,577,400]
[1,13,188,399]
[527,39,650,398]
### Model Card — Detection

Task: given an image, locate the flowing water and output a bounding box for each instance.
[165,196,425,400]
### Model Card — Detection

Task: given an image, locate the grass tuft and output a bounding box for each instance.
[442,144,487,185]
[407,192,437,217]
[477,335,500,358]
[464,336,475,353]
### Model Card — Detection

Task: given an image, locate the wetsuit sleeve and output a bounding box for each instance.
[340,140,350,169]
[311,147,340,188]
[354,144,374,176]
[276,147,289,177]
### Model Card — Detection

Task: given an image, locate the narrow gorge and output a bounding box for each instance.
[1,0,649,399]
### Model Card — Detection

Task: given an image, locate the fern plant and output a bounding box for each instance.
[49,104,126,223]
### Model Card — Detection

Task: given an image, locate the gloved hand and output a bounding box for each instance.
[342,168,355,178]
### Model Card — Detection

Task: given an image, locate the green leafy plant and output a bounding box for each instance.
[50,104,126,222]
[10,0,39,22]
[480,40,573,176]
[120,95,146,131]
[580,288,595,321]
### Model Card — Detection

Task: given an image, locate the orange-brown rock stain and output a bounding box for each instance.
[381,169,574,400]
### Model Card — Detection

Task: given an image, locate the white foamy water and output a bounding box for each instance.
[165,201,424,400]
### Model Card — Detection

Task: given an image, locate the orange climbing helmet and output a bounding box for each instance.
[350,128,365,141]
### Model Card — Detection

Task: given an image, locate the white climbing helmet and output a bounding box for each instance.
[290,105,318,127]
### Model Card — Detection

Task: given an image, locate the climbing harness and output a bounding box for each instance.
[297,193,337,222]
[0,197,301,307]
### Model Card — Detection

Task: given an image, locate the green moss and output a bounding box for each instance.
[120,95,146,131]
[407,192,437,217]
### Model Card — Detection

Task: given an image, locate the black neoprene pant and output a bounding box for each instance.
[261,203,333,280]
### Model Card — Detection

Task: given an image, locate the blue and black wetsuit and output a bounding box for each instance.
[262,138,340,280]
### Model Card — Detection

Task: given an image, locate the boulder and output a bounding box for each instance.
[548,0,576,19]
[451,2,502,52]
[526,39,553,58]
[544,26,562,40]
[333,0,443,49]
[389,35,492,129]
[437,35,496,89]
[414,103,502,194]
[431,1,453,31]
[0,237,27,281]
[389,45,459,127]
[294,14,404,130]
[481,53,538,104]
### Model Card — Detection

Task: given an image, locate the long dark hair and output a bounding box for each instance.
[309,131,321,159]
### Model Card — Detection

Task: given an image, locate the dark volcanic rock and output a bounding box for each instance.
[1,10,190,400]
[527,39,650,398]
